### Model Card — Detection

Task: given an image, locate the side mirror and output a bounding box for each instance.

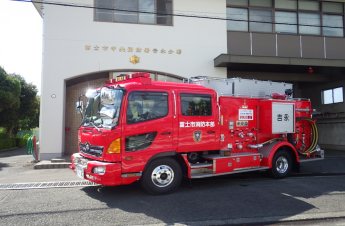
[85,89,97,98]
[76,101,83,113]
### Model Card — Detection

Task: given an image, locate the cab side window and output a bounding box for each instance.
[181,93,212,116]
[127,92,168,124]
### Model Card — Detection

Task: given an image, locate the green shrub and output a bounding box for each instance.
[0,137,16,150]
[0,129,37,150]
[0,128,7,139]
[17,130,33,138]
[18,134,32,147]
[14,131,34,148]
[0,128,15,150]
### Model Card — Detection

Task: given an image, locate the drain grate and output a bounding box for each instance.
[0,181,98,190]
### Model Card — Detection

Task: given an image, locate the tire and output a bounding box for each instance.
[141,158,182,195]
[270,150,292,178]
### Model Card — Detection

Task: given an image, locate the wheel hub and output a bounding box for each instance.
[276,156,288,174]
[151,165,174,188]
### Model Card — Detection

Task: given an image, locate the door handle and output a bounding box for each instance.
[161,131,172,136]
[207,130,216,134]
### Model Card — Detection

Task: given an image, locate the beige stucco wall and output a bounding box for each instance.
[39,0,227,159]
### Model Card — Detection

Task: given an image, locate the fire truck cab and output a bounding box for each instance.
[71,73,323,194]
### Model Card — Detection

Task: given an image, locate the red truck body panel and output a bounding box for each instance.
[70,73,322,189]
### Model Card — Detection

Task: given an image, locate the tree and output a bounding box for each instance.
[13,74,40,131]
[0,67,39,136]
[0,67,20,113]
[0,67,21,136]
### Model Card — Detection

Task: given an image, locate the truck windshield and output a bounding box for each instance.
[83,87,123,129]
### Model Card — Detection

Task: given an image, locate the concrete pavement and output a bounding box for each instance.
[0,148,345,184]
[1,168,345,225]
[0,148,78,184]
[1,148,345,225]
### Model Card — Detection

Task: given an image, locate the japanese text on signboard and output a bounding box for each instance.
[239,109,253,121]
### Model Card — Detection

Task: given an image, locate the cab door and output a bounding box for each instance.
[121,90,174,173]
[177,92,219,152]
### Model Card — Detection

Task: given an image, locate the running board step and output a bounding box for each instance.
[190,163,213,169]
[191,167,269,179]
[203,152,261,160]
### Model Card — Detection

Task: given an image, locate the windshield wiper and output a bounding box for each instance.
[88,121,102,132]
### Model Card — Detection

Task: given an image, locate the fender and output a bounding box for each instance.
[142,151,177,172]
[259,141,299,168]
[121,151,177,184]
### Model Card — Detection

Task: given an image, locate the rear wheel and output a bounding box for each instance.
[270,150,292,178]
[141,158,182,195]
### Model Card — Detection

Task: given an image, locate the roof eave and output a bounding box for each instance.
[33,2,43,17]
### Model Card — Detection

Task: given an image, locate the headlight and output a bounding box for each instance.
[92,166,106,175]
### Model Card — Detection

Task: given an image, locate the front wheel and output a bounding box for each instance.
[270,150,292,178]
[141,158,182,195]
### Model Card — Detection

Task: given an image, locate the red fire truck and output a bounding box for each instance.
[71,72,323,194]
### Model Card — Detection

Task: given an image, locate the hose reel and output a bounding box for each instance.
[288,117,319,156]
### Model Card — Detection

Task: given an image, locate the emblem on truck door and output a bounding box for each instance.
[193,131,202,142]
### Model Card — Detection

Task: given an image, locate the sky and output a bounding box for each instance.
[0,0,42,93]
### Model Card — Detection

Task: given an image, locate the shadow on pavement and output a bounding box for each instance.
[79,150,345,224]
[0,148,33,172]
[0,162,10,171]
[0,148,27,158]
[81,171,345,224]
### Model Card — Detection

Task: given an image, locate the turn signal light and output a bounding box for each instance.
[107,138,121,154]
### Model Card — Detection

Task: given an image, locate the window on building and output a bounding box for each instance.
[114,0,138,23]
[275,0,297,10]
[227,7,248,31]
[275,11,297,34]
[299,12,320,35]
[322,87,344,104]
[298,0,320,11]
[249,0,272,7]
[227,0,345,37]
[227,0,248,7]
[138,0,155,24]
[94,0,173,25]
[95,0,114,22]
[127,92,168,124]
[322,14,344,37]
[322,2,344,37]
[323,2,343,14]
[181,94,212,116]
[249,9,273,32]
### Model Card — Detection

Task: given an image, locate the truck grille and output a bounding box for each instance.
[80,142,104,157]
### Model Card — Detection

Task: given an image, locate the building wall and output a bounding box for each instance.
[39,0,227,159]
[224,0,345,151]
[228,31,345,60]
[300,80,345,150]
[299,81,345,113]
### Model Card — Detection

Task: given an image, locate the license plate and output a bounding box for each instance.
[76,165,84,179]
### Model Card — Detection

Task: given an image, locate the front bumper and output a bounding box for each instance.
[71,153,122,186]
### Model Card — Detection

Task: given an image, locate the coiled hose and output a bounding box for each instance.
[291,118,319,155]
